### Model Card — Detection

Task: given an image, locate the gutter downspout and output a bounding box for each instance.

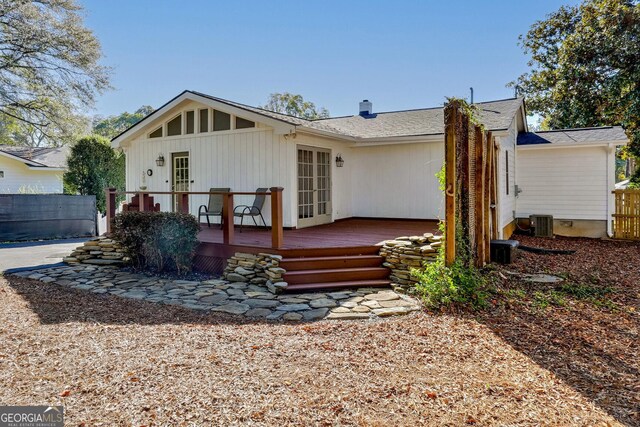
[606,143,615,238]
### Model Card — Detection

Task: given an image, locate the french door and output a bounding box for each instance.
[297,146,332,228]
[172,152,190,211]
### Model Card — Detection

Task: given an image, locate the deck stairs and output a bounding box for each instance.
[279,246,391,292]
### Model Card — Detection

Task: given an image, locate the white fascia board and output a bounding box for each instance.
[517,140,628,150]
[0,150,44,167]
[297,127,444,146]
[111,92,297,148]
[27,166,66,171]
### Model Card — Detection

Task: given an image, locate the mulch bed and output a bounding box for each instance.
[0,236,637,426]
[480,235,639,426]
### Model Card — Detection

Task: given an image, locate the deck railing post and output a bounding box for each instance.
[222,192,234,244]
[180,193,189,214]
[138,192,147,212]
[270,187,284,249]
[105,187,117,234]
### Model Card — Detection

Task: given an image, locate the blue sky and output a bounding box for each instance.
[82,0,579,118]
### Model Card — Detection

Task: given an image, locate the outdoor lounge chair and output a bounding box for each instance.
[198,187,230,228]
[233,188,268,231]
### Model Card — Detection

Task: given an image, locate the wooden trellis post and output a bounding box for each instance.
[444,103,457,266]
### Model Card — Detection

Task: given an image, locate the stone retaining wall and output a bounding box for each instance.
[379,233,442,292]
[223,253,288,294]
[64,236,128,266]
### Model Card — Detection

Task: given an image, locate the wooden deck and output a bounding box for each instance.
[197,218,439,249]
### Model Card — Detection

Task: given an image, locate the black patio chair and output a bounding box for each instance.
[233,188,268,232]
[198,187,230,228]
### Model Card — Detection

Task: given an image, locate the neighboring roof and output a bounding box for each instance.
[517,126,628,147]
[615,179,630,190]
[0,145,69,168]
[111,90,525,145]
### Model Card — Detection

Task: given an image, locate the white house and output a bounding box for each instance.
[111,90,628,239]
[0,145,68,193]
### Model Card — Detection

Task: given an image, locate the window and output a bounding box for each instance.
[199,109,209,133]
[149,126,163,138]
[213,110,231,131]
[167,114,182,136]
[235,116,255,129]
[505,151,510,195]
[185,111,195,134]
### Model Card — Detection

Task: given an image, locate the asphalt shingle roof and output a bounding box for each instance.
[517,126,628,146]
[190,90,523,140]
[313,98,523,138]
[0,145,69,168]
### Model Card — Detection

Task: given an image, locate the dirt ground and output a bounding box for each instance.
[0,235,637,426]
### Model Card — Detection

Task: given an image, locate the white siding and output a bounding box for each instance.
[125,128,298,227]
[516,146,609,220]
[497,118,518,232]
[351,142,444,219]
[0,156,63,193]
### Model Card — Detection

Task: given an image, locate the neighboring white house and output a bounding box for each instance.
[111,90,628,238]
[0,145,68,193]
[516,127,627,238]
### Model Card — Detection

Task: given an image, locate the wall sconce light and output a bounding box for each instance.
[155,153,165,167]
[335,153,345,167]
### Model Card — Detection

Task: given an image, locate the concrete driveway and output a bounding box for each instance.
[0,238,88,273]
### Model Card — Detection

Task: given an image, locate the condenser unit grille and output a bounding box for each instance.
[530,215,554,238]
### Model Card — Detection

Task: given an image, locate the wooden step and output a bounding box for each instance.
[280,255,384,271]
[277,246,380,258]
[284,267,390,285]
[286,279,391,292]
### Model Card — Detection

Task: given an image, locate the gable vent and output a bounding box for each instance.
[359,99,372,116]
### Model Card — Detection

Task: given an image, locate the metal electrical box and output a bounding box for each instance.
[490,240,519,264]
[530,215,554,237]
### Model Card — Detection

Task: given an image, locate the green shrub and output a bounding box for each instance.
[112,211,200,274]
[411,252,489,310]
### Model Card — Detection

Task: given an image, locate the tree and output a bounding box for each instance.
[511,0,640,181]
[260,93,329,119]
[0,0,110,146]
[93,106,154,139]
[64,136,124,212]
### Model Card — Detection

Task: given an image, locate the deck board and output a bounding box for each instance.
[197,218,439,249]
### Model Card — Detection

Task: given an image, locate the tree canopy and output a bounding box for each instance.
[0,0,110,146]
[64,135,124,212]
[93,106,154,139]
[512,0,640,179]
[260,93,329,120]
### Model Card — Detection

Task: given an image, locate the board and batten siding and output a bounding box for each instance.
[0,156,63,194]
[125,127,298,227]
[515,146,609,220]
[351,141,444,220]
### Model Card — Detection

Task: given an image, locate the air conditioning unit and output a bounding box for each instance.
[530,215,554,238]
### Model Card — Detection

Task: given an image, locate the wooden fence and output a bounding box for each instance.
[612,189,640,240]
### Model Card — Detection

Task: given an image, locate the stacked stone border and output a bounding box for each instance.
[223,252,288,294]
[10,265,421,321]
[379,233,443,293]
[64,236,128,266]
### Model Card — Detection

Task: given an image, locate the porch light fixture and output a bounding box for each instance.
[155,154,165,167]
[335,153,345,168]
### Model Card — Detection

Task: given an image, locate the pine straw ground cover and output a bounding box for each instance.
[0,236,636,426]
